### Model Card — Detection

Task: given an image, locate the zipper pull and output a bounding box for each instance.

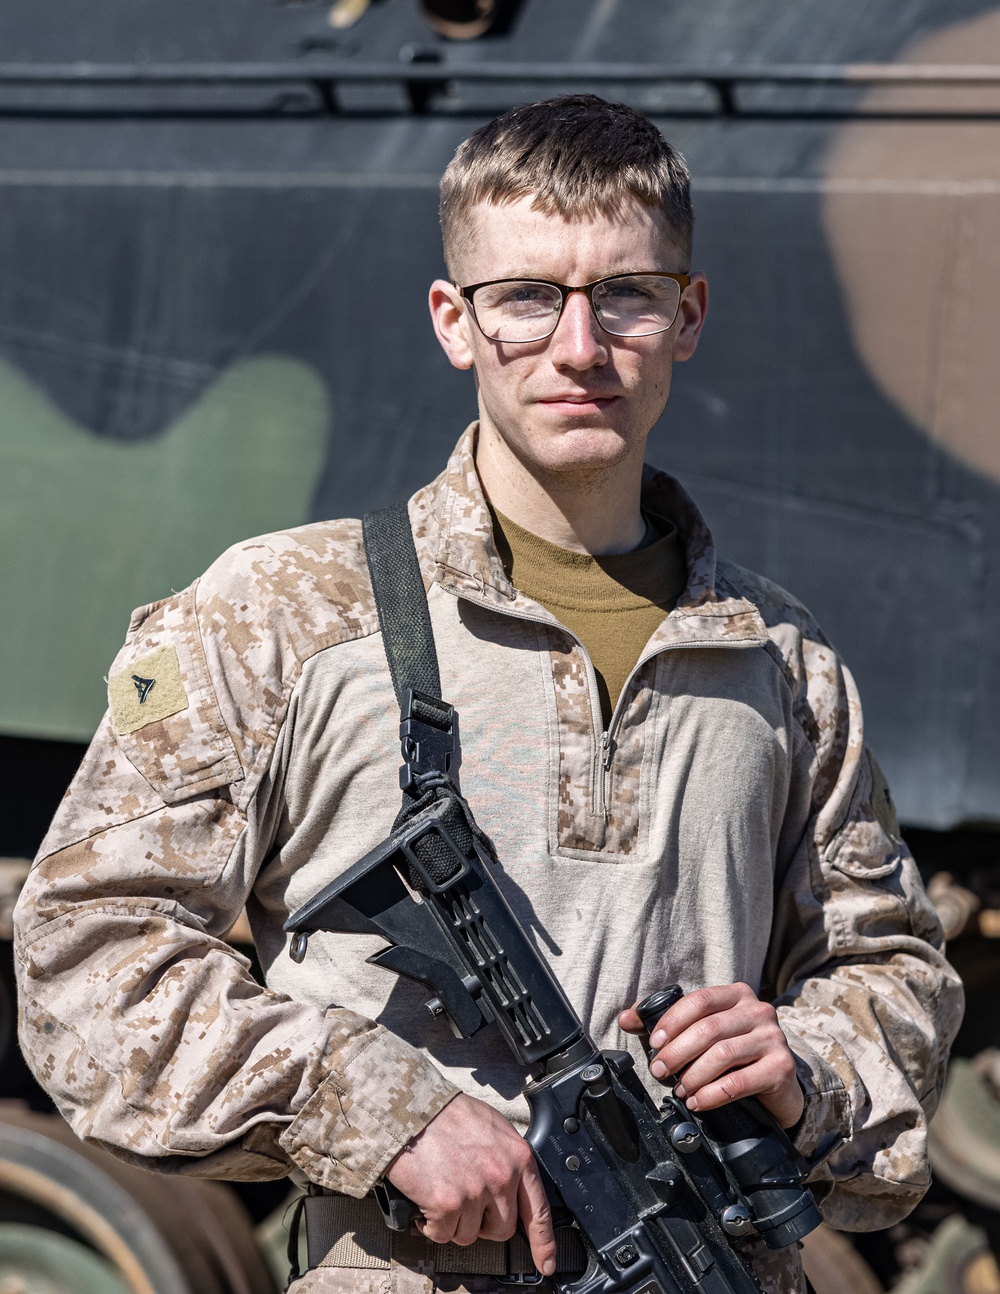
[598,731,613,821]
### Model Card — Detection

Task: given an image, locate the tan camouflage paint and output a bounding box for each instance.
[823,8,1000,485]
[14,425,963,1294]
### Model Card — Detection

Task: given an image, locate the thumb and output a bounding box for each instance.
[618,1005,643,1033]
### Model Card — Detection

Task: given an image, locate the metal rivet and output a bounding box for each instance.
[721,1204,753,1237]
[615,1245,638,1267]
[563,1117,579,1134]
[670,1122,703,1153]
[580,1064,603,1082]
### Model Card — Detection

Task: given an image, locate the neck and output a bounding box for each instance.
[475,420,647,556]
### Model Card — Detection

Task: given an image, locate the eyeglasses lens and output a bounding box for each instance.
[593,276,681,337]
[471,282,563,343]
[471,276,681,343]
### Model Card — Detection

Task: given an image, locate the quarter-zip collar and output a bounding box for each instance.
[410,423,768,649]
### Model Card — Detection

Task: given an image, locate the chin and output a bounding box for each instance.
[544,412,634,447]
[530,421,638,473]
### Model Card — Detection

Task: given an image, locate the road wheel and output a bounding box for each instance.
[0,1220,133,1294]
[0,1106,277,1294]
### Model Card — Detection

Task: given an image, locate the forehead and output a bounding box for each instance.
[458,195,679,282]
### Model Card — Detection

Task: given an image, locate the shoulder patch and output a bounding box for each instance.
[109,643,189,734]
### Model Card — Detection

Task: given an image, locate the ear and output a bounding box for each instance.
[429,279,475,371]
[671,272,709,363]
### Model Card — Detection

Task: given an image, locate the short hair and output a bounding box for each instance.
[439,94,693,276]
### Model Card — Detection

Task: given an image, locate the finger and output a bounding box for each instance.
[416,1214,458,1245]
[451,1200,490,1248]
[615,988,734,1040]
[518,1161,557,1277]
[618,1006,644,1033]
[479,1191,519,1243]
[416,1192,472,1247]
[670,1032,769,1095]
[646,984,751,1048]
[680,1053,801,1123]
[650,1011,756,1080]
[417,1207,462,1245]
[681,1058,774,1111]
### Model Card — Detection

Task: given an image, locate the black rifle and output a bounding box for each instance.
[285,506,821,1294]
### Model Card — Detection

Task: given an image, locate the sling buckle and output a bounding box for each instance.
[400,687,457,792]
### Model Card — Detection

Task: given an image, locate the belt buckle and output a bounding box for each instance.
[498,1273,545,1286]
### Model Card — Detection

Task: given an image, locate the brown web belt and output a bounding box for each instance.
[304,1194,588,1281]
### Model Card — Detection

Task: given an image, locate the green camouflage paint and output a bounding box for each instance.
[0,355,328,739]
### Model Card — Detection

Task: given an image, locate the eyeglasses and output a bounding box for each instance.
[458,271,691,344]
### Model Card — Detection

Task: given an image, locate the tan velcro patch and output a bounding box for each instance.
[109,643,189,735]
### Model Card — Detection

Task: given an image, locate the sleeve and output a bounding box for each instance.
[12,580,459,1195]
[763,628,964,1232]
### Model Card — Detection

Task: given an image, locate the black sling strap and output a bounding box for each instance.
[362,502,442,704]
[363,503,456,793]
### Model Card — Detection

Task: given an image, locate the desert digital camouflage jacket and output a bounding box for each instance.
[14,424,962,1284]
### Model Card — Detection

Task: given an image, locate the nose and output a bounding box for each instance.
[549,289,609,370]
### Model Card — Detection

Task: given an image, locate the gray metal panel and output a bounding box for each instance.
[0,0,998,825]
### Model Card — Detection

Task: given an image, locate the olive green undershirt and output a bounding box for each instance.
[490,507,688,728]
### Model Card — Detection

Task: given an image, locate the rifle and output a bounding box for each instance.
[285,506,822,1294]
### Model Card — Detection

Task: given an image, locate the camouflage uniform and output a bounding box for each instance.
[13,425,963,1294]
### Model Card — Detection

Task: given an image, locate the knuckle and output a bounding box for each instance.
[764,1026,787,1054]
[484,1163,513,1196]
[513,1141,534,1170]
[776,1051,797,1081]
[435,1191,463,1218]
[693,1018,720,1049]
[530,1200,553,1231]
[720,1072,746,1100]
[533,1197,552,1225]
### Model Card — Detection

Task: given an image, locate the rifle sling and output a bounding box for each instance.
[363,502,443,706]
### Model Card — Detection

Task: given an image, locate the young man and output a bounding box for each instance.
[14,96,961,1294]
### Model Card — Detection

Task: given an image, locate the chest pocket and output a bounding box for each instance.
[109,583,243,805]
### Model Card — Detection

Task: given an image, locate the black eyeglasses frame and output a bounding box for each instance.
[456,271,693,342]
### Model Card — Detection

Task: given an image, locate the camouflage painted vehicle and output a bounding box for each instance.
[1,0,1000,832]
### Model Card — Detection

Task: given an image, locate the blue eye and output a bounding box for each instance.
[474,282,561,317]
[496,284,557,307]
[604,283,652,302]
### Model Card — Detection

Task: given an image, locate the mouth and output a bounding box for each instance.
[537,394,620,415]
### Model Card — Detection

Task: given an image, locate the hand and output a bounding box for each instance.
[618,983,804,1129]
[385,1093,556,1276]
